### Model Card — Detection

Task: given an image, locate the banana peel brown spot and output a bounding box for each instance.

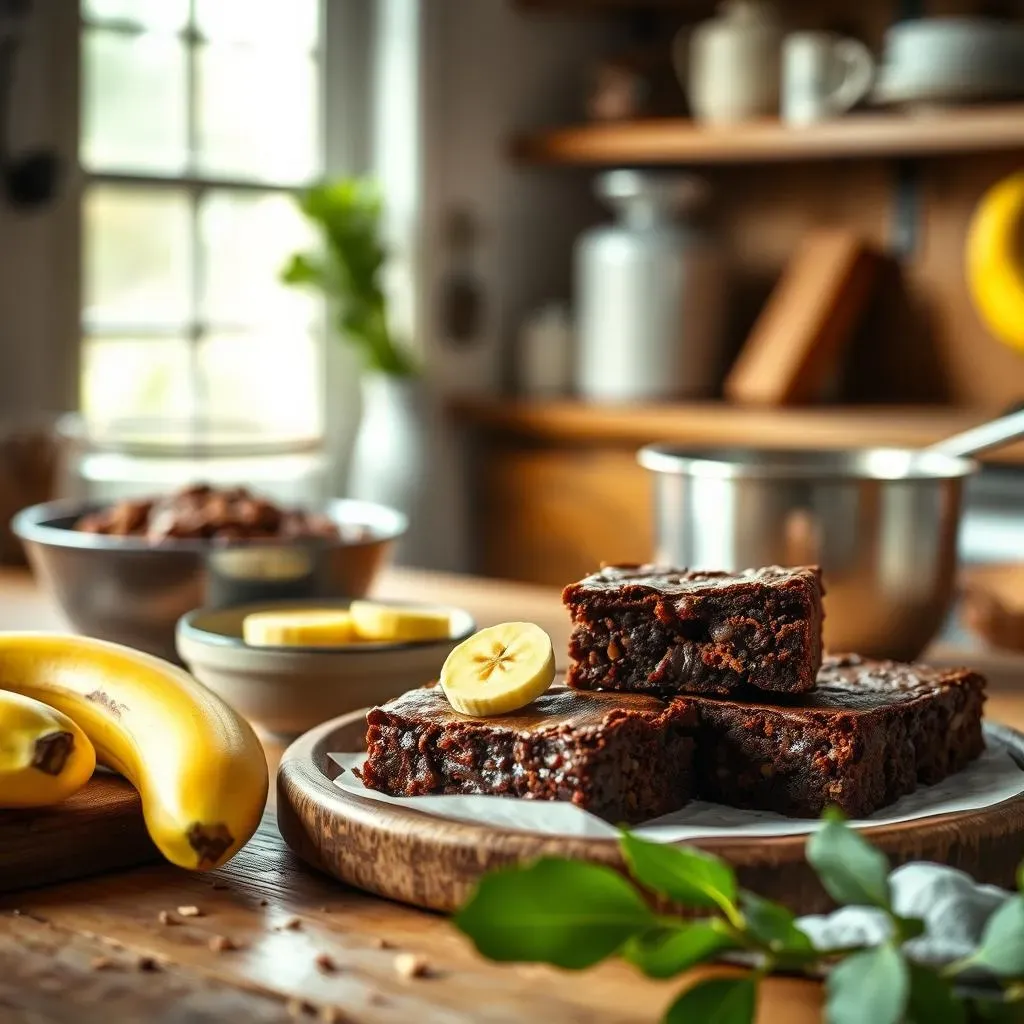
[85,690,128,719]
[187,822,234,866]
[31,731,74,776]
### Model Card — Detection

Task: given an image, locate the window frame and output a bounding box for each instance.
[69,0,377,431]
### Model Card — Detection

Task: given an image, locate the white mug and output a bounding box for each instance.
[782,31,875,125]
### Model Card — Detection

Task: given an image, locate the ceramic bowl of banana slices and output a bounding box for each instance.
[176,599,475,741]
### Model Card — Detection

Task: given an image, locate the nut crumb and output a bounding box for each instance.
[176,905,203,918]
[517,965,551,979]
[157,910,178,926]
[606,640,621,661]
[394,952,429,979]
[370,936,391,950]
[209,935,238,953]
[279,916,302,931]
[314,953,338,973]
[136,955,161,972]
[90,956,114,971]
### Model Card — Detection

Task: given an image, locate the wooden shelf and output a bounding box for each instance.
[511,107,1024,165]
[450,398,1024,465]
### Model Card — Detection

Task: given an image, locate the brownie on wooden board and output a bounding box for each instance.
[687,654,987,819]
[360,685,696,824]
[563,564,824,697]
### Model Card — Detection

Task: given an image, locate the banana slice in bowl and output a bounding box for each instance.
[349,602,453,643]
[243,609,356,647]
[178,599,475,740]
[240,602,454,648]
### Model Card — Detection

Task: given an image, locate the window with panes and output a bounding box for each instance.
[80,0,324,437]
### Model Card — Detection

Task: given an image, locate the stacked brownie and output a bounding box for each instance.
[361,563,986,824]
[562,564,985,819]
[563,565,824,698]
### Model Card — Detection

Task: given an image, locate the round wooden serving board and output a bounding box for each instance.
[277,713,1024,915]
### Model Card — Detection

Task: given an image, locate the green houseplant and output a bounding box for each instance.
[282,179,425,536]
[281,178,418,377]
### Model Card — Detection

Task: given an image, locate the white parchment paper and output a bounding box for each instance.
[328,726,1024,842]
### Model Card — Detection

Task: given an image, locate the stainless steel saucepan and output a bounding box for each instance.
[637,410,1024,661]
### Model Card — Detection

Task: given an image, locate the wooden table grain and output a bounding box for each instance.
[0,566,1022,1024]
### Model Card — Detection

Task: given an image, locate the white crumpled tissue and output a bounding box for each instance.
[797,862,1011,966]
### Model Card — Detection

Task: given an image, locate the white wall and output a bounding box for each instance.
[408,0,614,571]
[419,0,613,396]
[0,0,77,419]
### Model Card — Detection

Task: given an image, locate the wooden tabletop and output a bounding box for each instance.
[1,566,1022,1024]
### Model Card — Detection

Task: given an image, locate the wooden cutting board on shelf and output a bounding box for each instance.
[0,773,159,894]
[725,229,880,406]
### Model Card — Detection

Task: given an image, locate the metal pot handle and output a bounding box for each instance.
[927,408,1024,460]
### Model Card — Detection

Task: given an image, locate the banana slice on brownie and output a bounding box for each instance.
[440,622,555,716]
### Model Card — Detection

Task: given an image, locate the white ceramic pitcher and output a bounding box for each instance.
[676,1,783,125]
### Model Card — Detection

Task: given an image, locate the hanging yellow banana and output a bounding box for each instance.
[0,633,268,870]
[0,689,96,808]
[966,170,1024,353]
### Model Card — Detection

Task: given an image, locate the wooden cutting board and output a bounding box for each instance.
[0,773,160,894]
[278,711,1024,916]
[725,230,880,406]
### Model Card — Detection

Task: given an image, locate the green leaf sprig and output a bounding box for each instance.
[281,178,418,377]
[453,809,1024,1024]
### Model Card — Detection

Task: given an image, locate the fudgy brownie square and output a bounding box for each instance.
[687,654,987,819]
[564,564,824,697]
[360,685,696,823]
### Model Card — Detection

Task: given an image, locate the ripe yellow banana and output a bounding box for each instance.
[0,690,96,808]
[966,170,1024,352]
[0,633,268,870]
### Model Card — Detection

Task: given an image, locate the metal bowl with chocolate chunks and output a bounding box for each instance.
[13,484,407,663]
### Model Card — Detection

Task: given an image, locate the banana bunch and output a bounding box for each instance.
[966,171,1024,352]
[0,633,268,871]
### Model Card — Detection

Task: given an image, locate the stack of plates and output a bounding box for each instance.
[872,17,1024,107]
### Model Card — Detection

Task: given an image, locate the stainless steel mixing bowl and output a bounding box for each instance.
[637,445,977,661]
[12,498,407,663]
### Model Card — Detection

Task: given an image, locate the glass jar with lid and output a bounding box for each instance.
[58,415,330,507]
[574,170,728,403]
